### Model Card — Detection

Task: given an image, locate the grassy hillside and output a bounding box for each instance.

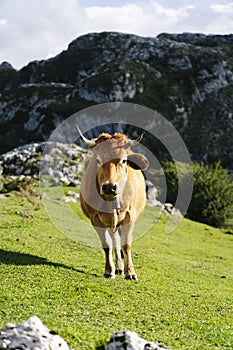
[0,189,233,349]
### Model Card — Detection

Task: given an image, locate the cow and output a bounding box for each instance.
[77,126,149,280]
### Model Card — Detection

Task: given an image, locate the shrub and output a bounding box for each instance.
[149,161,193,207]
[188,162,233,227]
[152,161,233,228]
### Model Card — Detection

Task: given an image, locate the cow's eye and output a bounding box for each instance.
[121,158,127,165]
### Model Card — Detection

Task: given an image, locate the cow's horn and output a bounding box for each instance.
[129,133,144,146]
[77,125,96,148]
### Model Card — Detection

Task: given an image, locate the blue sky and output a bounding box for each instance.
[1,0,233,69]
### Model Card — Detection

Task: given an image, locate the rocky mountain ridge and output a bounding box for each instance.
[0,31,233,170]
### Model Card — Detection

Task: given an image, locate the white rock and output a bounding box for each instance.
[107,331,169,350]
[24,169,32,175]
[59,196,77,203]
[146,181,158,201]
[0,316,70,350]
[40,192,49,200]
[148,199,164,208]
[170,207,183,218]
[164,203,183,218]
[0,141,90,188]
[67,191,80,200]
[164,203,173,213]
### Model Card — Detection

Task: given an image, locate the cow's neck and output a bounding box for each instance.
[98,196,122,230]
[112,196,121,215]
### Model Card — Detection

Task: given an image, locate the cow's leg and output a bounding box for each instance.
[120,215,137,281]
[122,243,137,280]
[114,248,124,275]
[97,230,115,279]
[91,216,115,279]
[110,229,124,275]
[103,247,115,279]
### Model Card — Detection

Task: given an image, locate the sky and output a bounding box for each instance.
[0,0,233,70]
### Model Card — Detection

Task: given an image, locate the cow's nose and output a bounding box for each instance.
[102,183,117,195]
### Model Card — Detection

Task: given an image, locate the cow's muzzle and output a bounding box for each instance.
[101,183,118,197]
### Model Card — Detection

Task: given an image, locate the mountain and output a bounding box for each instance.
[0,31,233,170]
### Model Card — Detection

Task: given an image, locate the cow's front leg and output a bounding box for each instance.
[114,247,124,275]
[120,215,137,281]
[103,247,115,279]
[110,229,124,275]
[122,243,137,280]
[91,216,116,279]
[97,230,115,279]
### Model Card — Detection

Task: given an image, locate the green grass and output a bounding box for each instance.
[0,190,233,349]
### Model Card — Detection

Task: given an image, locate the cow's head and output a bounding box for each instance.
[78,126,149,200]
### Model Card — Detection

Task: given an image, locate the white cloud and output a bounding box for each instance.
[207,2,233,33]
[0,0,86,68]
[211,2,233,13]
[0,0,233,70]
[84,2,196,36]
[0,19,7,25]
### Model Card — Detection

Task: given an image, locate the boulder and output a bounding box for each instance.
[0,316,70,350]
[107,331,169,350]
[164,203,183,218]
[146,181,163,208]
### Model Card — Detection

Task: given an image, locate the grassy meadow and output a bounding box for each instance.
[0,188,233,349]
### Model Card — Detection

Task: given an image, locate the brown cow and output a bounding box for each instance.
[78,126,149,280]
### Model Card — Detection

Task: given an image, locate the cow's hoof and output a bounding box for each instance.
[104,273,116,279]
[125,274,138,281]
[115,269,124,275]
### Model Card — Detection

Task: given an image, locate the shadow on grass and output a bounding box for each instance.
[224,230,233,235]
[0,249,98,277]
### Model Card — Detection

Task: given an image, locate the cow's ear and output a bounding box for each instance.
[127,153,149,170]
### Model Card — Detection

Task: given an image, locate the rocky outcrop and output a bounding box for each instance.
[0,142,90,187]
[0,316,70,350]
[146,181,183,218]
[0,62,14,71]
[107,331,169,350]
[146,180,161,207]
[0,32,232,170]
